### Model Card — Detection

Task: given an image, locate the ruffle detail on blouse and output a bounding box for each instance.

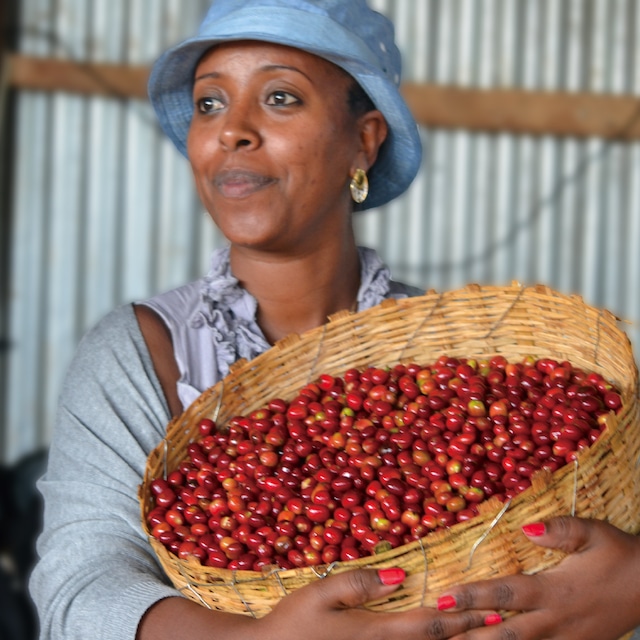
[189,247,270,377]
[355,246,392,311]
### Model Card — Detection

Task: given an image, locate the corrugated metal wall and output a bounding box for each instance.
[4,0,640,464]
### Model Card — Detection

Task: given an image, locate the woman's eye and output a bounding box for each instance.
[266,91,300,106]
[196,96,224,114]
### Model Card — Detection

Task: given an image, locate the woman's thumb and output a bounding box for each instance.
[521,516,597,554]
[309,567,406,610]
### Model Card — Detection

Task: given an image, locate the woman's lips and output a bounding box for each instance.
[213,169,275,198]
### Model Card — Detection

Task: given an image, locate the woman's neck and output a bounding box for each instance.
[229,240,361,344]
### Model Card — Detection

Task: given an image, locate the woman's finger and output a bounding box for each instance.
[313,567,407,608]
[521,516,610,554]
[448,611,551,640]
[437,572,544,613]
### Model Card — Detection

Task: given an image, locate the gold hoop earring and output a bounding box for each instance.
[350,168,369,204]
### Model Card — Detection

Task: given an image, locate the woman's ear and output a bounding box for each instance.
[355,110,388,172]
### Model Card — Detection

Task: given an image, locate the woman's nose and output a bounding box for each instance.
[218,104,261,151]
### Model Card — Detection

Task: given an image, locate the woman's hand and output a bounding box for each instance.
[260,567,494,640]
[436,516,640,640]
[139,567,496,640]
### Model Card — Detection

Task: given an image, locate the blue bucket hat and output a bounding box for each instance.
[148,0,423,210]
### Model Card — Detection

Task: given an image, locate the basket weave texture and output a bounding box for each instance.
[140,283,640,626]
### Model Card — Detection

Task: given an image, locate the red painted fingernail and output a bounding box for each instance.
[522,522,546,537]
[437,595,457,611]
[484,613,503,626]
[378,568,405,585]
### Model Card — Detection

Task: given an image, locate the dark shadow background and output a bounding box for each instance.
[1,1,44,637]
[0,450,47,640]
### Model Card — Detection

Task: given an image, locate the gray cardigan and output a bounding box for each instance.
[30,305,178,639]
[30,247,423,639]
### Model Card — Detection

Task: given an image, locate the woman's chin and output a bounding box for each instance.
[223,228,292,254]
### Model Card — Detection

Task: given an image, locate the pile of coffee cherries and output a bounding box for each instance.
[147,355,623,570]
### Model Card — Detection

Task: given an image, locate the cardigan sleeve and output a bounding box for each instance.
[29,305,180,640]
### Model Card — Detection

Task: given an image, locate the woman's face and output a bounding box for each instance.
[187,41,386,255]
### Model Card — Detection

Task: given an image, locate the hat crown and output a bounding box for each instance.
[197,0,402,86]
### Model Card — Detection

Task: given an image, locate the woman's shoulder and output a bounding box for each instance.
[137,279,204,326]
[357,246,425,305]
[55,302,168,432]
[65,304,150,386]
[387,279,425,299]
[76,304,141,355]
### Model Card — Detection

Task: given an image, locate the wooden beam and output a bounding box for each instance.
[6,53,149,100]
[6,54,640,140]
[402,83,640,140]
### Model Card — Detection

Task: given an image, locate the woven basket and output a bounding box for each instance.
[140,283,640,631]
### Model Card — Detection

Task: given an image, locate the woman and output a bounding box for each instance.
[30,1,640,639]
